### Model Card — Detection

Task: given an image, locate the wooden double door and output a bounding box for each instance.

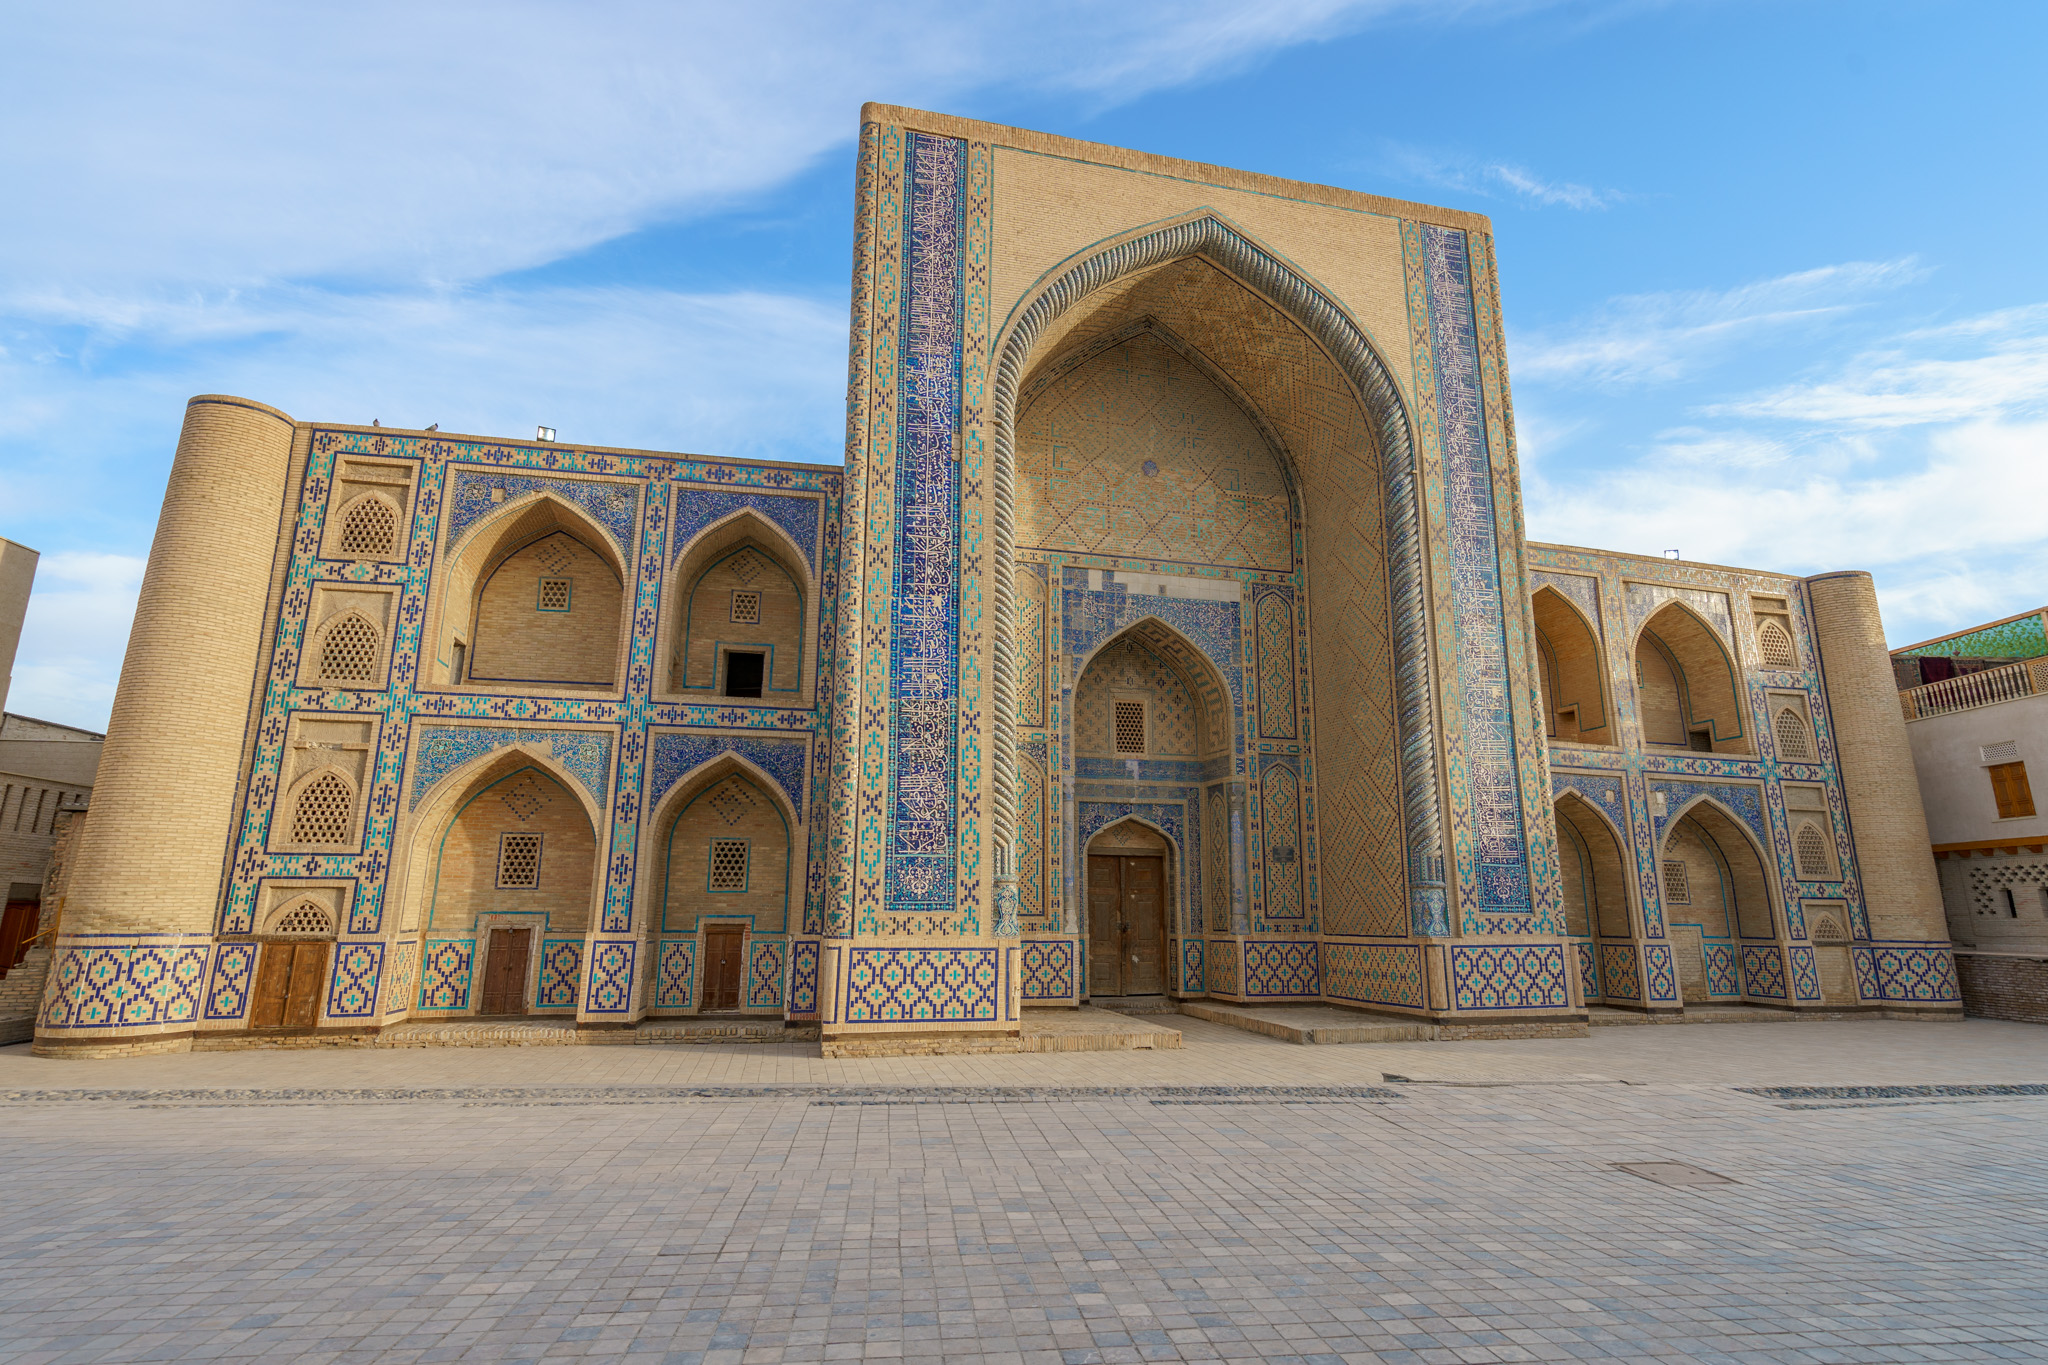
[481,926,532,1015]
[1088,854,1165,997]
[252,941,330,1030]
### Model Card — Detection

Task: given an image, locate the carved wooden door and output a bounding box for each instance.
[1087,855,1166,996]
[253,941,329,1029]
[705,927,745,1010]
[482,926,531,1015]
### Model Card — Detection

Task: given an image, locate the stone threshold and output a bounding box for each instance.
[1179,1001,1435,1045]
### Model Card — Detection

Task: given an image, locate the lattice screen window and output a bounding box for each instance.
[708,838,749,891]
[1774,708,1814,761]
[1809,910,1848,943]
[1662,859,1691,904]
[1757,619,1797,669]
[497,833,543,888]
[290,773,355,845]
[338,497,398,559]
[1112,700,1147,754]
[1794,823,1834,879]
[730,589,761,624]
[537,577,572,612]
[273,901,335,937]
[318,614,382,684]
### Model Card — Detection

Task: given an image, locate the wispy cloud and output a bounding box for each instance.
[1512,258,1925,385]
[1380,142,1621,211]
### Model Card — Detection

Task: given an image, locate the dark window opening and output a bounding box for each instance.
[725,651,765,699]
[1687,728,1714,752]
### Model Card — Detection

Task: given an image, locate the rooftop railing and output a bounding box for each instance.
[1899,656,2048,721]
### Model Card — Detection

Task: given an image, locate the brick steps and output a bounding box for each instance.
[1180,1001,1435,1045]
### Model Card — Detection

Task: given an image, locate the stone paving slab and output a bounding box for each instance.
[1179,1002,1434,1045]
[1020,1006,1183,1052]
[3,1031,2047,1363]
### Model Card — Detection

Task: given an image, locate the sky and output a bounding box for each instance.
[4,0,2044,731]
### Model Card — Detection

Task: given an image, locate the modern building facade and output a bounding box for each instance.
[32,106,1963,1057]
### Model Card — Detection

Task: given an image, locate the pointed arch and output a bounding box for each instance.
[667,508,812,701]
[1552,791,1632,940]
[315,611,384,686]
[1659,796,1776,941]
[1773,706,1815,762]
[1531,586,1613,746]
[1072,615,1235,763]
[1757,617,1797,669]
[266,899,337,938]
[639,751,796,940]
[336,492,401,559]
[1634,602,1748,753]
[284,767,358,847]
[426,491,631,690]
[991,212,1438,932]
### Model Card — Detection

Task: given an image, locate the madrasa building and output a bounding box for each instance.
[32,106,1963,1058]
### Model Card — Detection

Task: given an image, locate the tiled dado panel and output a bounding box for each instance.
[1446,943,1571,1011]
[1323,942,1426,1010]
[1242,940,1318,997]
[840,946,1006,1023]
[40,937,211,1031]
[1021,938,1077,1002]
[1855,943,1961,1004]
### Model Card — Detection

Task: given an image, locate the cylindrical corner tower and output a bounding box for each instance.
[1804,570,1946,943]
[37,395,298,1054]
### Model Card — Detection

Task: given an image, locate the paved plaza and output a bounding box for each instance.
[4,1016,2047,1363]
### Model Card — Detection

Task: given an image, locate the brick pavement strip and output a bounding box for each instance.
[2,1022,2046,1364]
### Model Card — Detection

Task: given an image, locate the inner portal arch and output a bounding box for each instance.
[997,218,1434,937]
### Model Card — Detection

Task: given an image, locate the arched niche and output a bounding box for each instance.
[1661,799,1776,943]
[1532,588,1614,746]
[1083,816,1174,998]
[667,510,811,703]
[1553,793,1632,941]
[428,494,630,691]
[642,755,797,939]
[1634,604,1748,754]
[391,745,605,943]
[992,217,1436,936]
[1072,619,1232,768]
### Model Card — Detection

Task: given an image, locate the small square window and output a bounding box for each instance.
[537,577,572,612]
[731,589,761,624]
[1113,700,1146,754]
[708,838,749,892]
[498,833,543,888]
[1662,859,1690,905]
[725,650,765,698]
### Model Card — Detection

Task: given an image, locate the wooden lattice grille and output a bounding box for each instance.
[1112,701,1146,754]
[318,615,381,683]
[498,833,543,887]
[1773,708,1813,761]
[1661,859,1690,905]
[537,577,571,611]
[290,773,355,845]
[709,838,749,891]
[338,497,399,558]
[730,589,761,624]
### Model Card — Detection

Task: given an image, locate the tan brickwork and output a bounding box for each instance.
[422,764,598,936]
[1531,588,1612,746]
[656,772,792,935]
[470,532,623,687]
[675,550,804,697]
[1806,571,1947,941]
[58,397,296,939]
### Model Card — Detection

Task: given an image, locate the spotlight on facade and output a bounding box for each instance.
[536,426,556,442]
[1663,549,1681,559]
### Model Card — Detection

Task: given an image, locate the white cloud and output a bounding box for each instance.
[5,551,145,731]
[1379,142,1621,211]
[1512,259,1924,386]
[1488,163,1613,210]
[0,0,1493,298]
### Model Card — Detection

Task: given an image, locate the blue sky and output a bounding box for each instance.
[5,0,2044,730]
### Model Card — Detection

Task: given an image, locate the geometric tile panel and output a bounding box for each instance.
[668,488,823,574]
[1866,944,1961,1003]
[203,942,259,1022]
[1704,942,1739,997]
[1206,938,1240,996]
[1179,937,1205,997]
[1324,942,1424,1009]
[843,947,1001,1023]
[655,938,696,1009]
[1742,945,1787,1000]
[418,940,474,1011]
[40,940,210,1030]
[584,940,636,1014]
[1021,939,1076,1001]
[1788,945,1821,1002]
[1643,943,1677,1004]
[537,939,582,1009]
[1573,941,1599,1002]
[1243,940,1318,998]
[1599,943,1641,1002]
[788,939,820,1016]
[746,938,786,1011]
[1447,944,1570,1011]
[326,941,383,1019]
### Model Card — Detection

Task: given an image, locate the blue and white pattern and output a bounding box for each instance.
[446,469,642,559]
[410,726,614,810]
[671,488,823,574]
[647,730,809,821]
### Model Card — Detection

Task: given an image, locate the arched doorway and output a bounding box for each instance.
[1553,792,1632,1003]
[645,759,795,1014]
[667,510,813,705]
[1660,799,1775,1002]
[394,749,603,1016]
[1086,819,1171,997]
